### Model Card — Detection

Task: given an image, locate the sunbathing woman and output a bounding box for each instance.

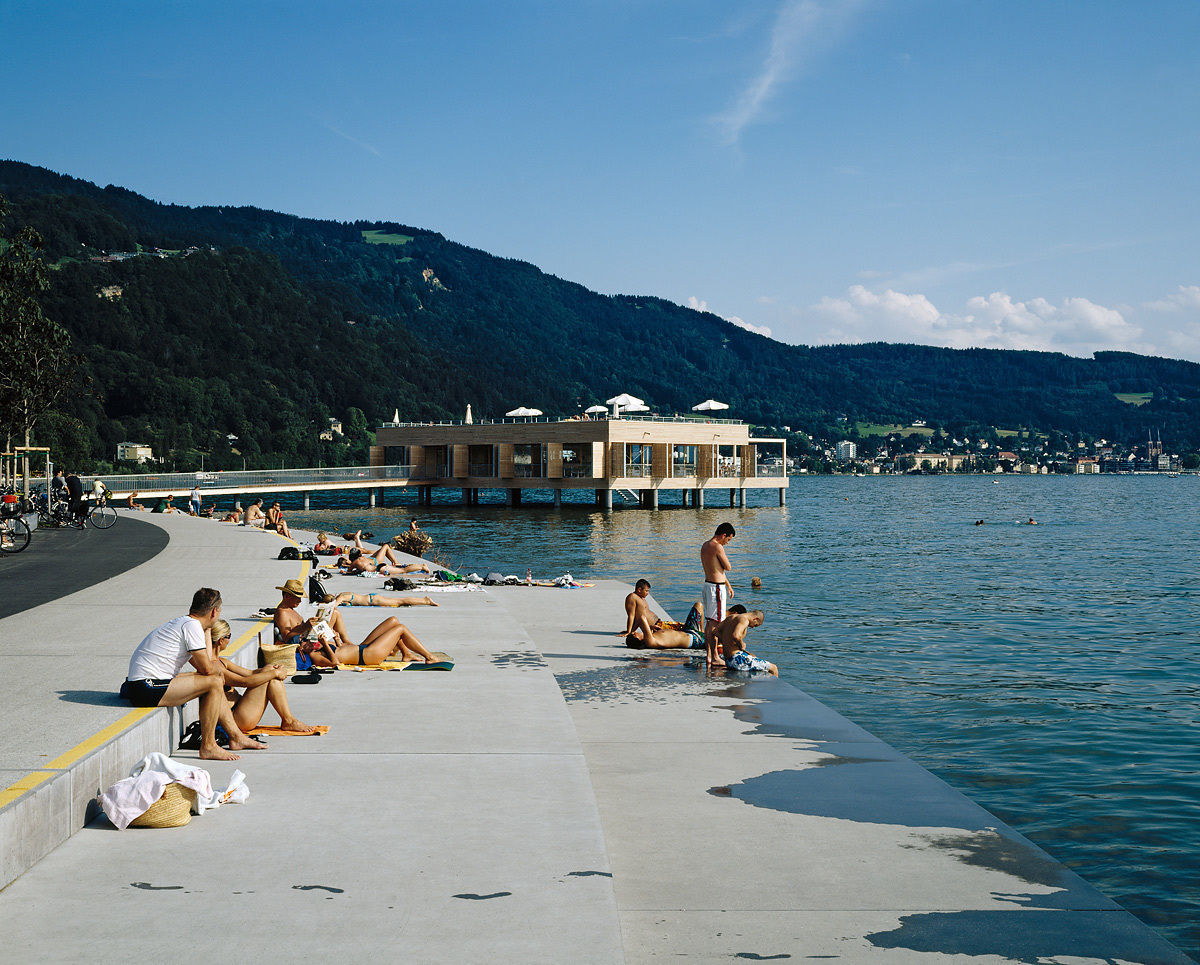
[337,530,438,576]
[327,591,438,608]
[274,580,438,666]
[314,532,348,556]
[210,619,316,734]
[265,501,292,538]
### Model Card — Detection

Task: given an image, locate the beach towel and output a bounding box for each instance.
[247,725,330,737]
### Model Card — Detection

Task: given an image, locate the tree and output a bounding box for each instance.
[0,196,84,451]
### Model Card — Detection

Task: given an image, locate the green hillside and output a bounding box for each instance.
[2,159,1198,471]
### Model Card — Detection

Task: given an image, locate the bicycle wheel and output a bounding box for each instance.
[0,515,31,554]
[89,503,118,529]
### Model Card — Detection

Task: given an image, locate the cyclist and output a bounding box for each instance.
[64,469,86,529]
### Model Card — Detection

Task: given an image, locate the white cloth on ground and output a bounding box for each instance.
[97,751,249,830]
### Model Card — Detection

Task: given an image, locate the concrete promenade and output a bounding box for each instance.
[0,513,1191,963]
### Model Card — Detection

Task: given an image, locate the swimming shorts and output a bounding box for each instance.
[702,581,728,623]
[725,650,773,673]
[683,603,705,647]
[121,678,171,707]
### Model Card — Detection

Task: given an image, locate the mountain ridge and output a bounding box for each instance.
[2,158,1198,470]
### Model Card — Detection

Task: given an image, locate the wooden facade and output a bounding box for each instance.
[372,418,786,504]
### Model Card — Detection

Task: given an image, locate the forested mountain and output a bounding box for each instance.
[2,159,1198,471]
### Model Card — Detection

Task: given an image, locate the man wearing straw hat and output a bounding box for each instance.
[121,587,270,762]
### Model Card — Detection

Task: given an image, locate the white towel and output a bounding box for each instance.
[97,751,249,830]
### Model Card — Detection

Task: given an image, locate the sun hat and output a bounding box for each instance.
[275,578,306,598]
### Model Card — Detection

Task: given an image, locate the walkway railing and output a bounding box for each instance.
[83,464,414,494]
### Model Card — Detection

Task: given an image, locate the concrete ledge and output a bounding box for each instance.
[0,703,193,889]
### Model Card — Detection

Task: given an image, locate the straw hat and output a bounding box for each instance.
[275,578,306,598]
[129,783,196,828]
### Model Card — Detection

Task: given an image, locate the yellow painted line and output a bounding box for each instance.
[44,709,158,770]
[0,771,57,810]
[0,533,310,811]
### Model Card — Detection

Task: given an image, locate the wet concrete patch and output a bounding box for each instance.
[292,884,344,894]
[734,954,792,961]
[710,760,994,830]
[906,829,1086,894]
[130,882,182,890]
[865,910,1191,964]
[490,651,547,669]
[556,660,745,703]
[453,891,512,900]
[567,870,612,878]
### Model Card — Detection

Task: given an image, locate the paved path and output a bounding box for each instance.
[0,515,1191,963]
[0,514,168,619]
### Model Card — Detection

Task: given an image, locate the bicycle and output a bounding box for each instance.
[88,494,117,529]
[0,494,31,554]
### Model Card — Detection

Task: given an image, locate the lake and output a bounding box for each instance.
[282,474,1199,956]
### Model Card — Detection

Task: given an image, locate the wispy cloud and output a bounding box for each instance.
[713,0,868,146]
[687,296,773,338]
[315,117,382,157]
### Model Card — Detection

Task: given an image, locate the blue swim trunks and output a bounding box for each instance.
[726,650,772,673]
[683,603,705,648]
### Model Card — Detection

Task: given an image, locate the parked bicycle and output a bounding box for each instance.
[33,486,117,530]
[0,489,31,554]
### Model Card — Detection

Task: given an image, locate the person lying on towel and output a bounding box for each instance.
[274,579,439,667]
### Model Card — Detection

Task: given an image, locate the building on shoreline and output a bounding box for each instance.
[371,416,787,509]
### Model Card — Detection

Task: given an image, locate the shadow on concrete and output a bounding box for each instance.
[0,516,169,620]
[57,690,126,707]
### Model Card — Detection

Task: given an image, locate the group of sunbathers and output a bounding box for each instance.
[619,578,777,676]
[121,559,445,761]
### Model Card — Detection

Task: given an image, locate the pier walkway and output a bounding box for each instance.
[0,514,1191,963]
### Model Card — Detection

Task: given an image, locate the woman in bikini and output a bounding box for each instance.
[273,580,438,667]
[211,619,316,733]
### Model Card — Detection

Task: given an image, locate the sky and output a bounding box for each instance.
[3,0,1200,360]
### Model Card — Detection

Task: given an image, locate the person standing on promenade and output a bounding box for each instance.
[189,484,201,516]
[120,587,268,761]
[64,469,86,528]
[701,522,736,666]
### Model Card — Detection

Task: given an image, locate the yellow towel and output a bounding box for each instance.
[247,725,330,736]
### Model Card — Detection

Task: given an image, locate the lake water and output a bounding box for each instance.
[281,475,1199,956]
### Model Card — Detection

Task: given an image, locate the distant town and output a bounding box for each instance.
[774,424,1189,475]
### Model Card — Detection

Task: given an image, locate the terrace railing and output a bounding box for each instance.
[623,463,652,478]
[467,462,496,477]
[83,464,415,494]
[562,465,594,478]
[756,463,786,478]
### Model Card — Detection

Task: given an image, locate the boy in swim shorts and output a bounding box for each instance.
[700,522,736,666]
[715,609,778,676]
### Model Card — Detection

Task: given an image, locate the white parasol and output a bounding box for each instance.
[605,393,645,408]
[692,399,730,412]
[505,406,543,418]
[585,405,609,414]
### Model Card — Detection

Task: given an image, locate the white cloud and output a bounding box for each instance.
[807,285,1148,356]
[686,296,773,338]
[713,0,867,145]
[1145,285,1200,312]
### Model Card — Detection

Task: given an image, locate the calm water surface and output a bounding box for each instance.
[282,476,1199,956]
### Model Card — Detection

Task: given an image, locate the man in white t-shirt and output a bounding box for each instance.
[121,587,270,761]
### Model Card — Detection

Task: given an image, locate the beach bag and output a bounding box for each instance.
[277,546,300,560]
[259,641,300,673]
[384,577,419,591]
[129,783,197,829]
[484,572,504,586]
[308,575,330,602]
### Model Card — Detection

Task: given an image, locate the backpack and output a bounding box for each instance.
[384,577,419,591]
[308,575,330,602]
[278,546,317,561]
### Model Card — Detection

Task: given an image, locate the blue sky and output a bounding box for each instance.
[4,1,1200,359]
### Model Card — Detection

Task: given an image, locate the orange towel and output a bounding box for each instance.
[247,725,330,736]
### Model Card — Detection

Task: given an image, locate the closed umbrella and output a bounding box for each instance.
[465,404,473,424]
[692,399,730,412]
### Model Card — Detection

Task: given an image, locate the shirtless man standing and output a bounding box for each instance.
[701,522,736,666]
[716,608,777,676]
